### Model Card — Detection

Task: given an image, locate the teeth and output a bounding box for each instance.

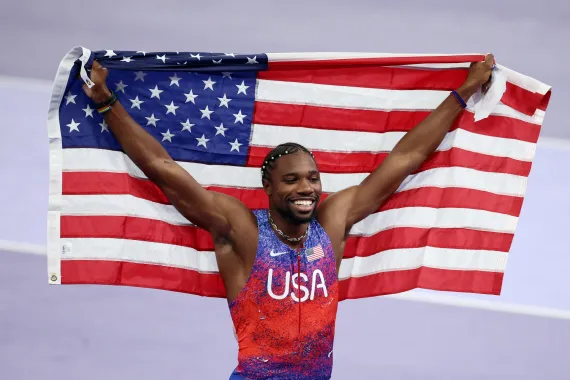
[294,200,313,206]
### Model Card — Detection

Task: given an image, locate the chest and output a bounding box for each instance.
[254,241,337,304]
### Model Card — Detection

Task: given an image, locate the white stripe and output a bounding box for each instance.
[61,148,528,196]
[60,237,505,277]
[266,52,481,61]
[256,79,543,125]
[61,238,219,273]
[496,64,551,95]
[338,246,507,280]
[60,195,519,235]
[251,124,537,162]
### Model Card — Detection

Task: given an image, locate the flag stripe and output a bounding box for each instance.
[247,146,532,176]
[252,102,541,142]
[259,64,468,90]
[59,238,506,276]
[265,54,487,69]
[249,124,536,162]
[59,195,519,234]
[256,79,543,125]
[61,149,528,196]
[338,267,504,299]
[60,260,226,297]
[62,172,524,216]
[60,216,514,256]
[59,259,502,299]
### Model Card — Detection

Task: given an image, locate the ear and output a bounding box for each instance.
[262,178,272,196]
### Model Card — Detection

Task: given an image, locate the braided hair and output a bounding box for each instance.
[261,142,315,182]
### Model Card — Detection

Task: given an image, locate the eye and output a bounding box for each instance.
[283,177,297,184]
[310,175,320,182]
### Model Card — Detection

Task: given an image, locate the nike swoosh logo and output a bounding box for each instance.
[269,250,288,257]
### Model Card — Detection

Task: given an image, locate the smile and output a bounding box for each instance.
[293,200,314,206]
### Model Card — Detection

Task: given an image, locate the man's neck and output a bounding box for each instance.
[268,208,309,247]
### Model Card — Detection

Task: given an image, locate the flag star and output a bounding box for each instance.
[246,56,258,64]
[190,53,201,60]
[161,129,175,143]
[115,80,128,93]
[156,54,168,63]
[82,104,95,118]
[121,56,134,63]
[134,71,147,81]
[224,53,236,57]
[229,138,242,152]
[218,94,232,108]
[214,123,228,136]
[145,113,160,127]
[129,96,145,110]
[233,109,247,124]
[180,119,195,132]
[64,92,77,105]
[200,105,214,119]
[66,119,80,132]
[196,134,210,148]
[165,101,180,115]
[212,59,222,64]
[136,51,146,56]
[222,72,232,79]
[184,89,198,104]
[104,50,117,58]
[236,80,249,95]
[149,85,163,99]
[169,73,182,86]
[203,76,216,90]
[99,120,109,133]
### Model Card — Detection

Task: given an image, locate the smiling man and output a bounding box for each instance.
[82,54,494,379]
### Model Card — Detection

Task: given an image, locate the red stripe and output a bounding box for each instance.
[267,55,486,70]
[62,172,524,216]
[61,260,226,298]
[259,65,468,91]
[247,146,532,176]
[60,259,502,300]
[339,267,504,299]
[60,216,513,257]
[502,83,552,116]
[252,102,541,143]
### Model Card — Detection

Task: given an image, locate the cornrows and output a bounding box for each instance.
[260,142,315,182]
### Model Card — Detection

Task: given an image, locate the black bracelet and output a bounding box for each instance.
[95,91,117,110]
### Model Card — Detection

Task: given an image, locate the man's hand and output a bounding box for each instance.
[82,60,112,103]
[459,53,495,98]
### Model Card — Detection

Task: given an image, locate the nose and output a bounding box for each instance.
[297,178,314,195]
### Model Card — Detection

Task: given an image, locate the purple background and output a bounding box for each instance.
[1,0,569,378]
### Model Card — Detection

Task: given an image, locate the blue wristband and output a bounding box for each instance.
[451,90,467,109]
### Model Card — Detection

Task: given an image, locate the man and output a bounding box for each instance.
[82,54,494,379]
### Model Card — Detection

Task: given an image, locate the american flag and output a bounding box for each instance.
[306,245,325,262]
[47,47,551,300]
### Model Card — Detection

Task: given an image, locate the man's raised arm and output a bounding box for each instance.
[82,61,243,236]
[319,54,495,240]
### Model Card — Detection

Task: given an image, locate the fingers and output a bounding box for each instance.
[484,53,495,68]
[92,60,108,73]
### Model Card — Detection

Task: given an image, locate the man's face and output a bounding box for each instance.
[263,152,322,224]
